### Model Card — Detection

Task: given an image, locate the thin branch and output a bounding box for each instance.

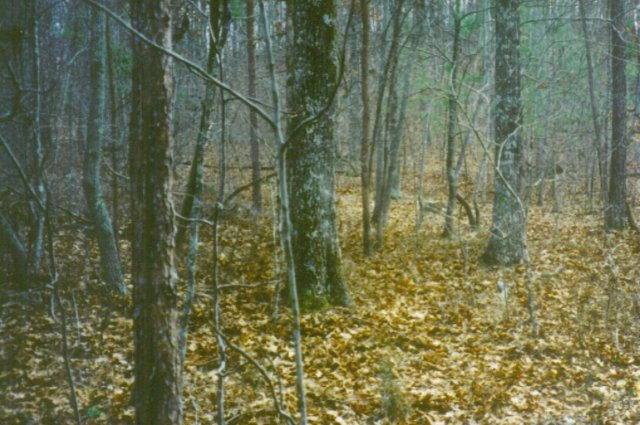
[80,0,275,128]
[216,331,296,425]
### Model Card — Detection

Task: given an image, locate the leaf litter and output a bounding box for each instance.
[1,178,639,424]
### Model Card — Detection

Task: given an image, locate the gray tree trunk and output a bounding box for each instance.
[578,0,606,205]
[605,0,627,230]
[443,9,461,238]
[83,8,125,294]
[247,0,262,213]
[359,0,373,255]
[28,0,45,278]
[482,0,526,265]
[371,0,404,249]
[287,0,349,308]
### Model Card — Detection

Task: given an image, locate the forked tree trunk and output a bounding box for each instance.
[371,0,404,249]
[129,0,182,422]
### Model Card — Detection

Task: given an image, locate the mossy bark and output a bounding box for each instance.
[483,0,526,265]
[287,0,349,308]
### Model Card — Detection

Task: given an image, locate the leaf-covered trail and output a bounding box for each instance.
[1,183,639,424]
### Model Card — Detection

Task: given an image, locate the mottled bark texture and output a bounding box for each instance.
[129,0,182,423]
[287,0,349,308]
[483,0,526,265]
[83,8,125,294]
[605,0,627,231]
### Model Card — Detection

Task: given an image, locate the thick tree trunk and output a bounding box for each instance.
[605,0,627,231]
[129,0,182,423]
[287,0,349,308]
[482,0,526,265]
[83,8,125,294]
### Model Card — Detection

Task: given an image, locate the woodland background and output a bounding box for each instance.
[1,0,640,424]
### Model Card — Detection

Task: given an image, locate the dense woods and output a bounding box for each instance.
[1,0,640,423]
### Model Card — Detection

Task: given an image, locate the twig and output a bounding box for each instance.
[216,331,296,425]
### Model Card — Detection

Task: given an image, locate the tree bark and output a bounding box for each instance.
[578,0,606,205]
[287,0,349,308]
[443,8,461,238]
[371,0,404,249]
[605,0,627,231]
[359,0,373,256]
[0,212,28,285]
[482,0,526,265]
[83,7,125,294]
[247,0,262,213]
[28,0,45,279]
[129,0,182,423]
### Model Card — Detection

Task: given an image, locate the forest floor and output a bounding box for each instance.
[2,174,640,424]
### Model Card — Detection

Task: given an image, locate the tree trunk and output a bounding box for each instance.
[360,0,373,256]
[605,0,627,231]
[371,0,404,249]
[129,0,182,423]
[83,7,125,294]
[482,0,526,265]
[28,0,45,278]
[443,10,461,238]
[578,0,606,205]
[247,0,262,213]
[287,0,349,308]
[0,213,27,285]
[174,71,215,250]
[106,18,121,238]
